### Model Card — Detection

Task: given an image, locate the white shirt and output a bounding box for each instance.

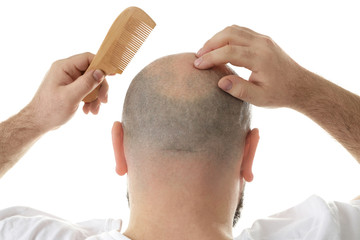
[1,195,359,240]
[237,195,360,240]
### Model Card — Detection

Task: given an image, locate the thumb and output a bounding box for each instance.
[218,75,259,104]
[68,69,104,103]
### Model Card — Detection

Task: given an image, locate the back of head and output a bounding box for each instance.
[122,53,250,170]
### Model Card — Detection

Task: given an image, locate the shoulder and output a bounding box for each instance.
[0,206,86,239]
[0,206,61,220]
[0,206,122,240]
[236,195,360,240]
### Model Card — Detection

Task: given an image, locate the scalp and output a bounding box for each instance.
[122,53,250,165]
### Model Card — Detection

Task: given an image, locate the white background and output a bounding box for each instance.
[0,0,359,236]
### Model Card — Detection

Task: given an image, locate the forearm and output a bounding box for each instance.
[294,69,360,163]
[0,105,44,178]
[0,53,106,178]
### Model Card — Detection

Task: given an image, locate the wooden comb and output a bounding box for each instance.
[83,6,156,102]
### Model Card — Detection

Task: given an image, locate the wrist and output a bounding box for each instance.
[289,67,328,113]
[20,103,50,136]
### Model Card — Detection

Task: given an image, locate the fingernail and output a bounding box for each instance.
[219,79,233,91]
[196,48,203,56]
[194,57,203,67]
[93,69,105,83]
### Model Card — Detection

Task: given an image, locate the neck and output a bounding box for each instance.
[123,162,239,240]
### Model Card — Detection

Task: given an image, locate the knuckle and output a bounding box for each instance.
[51,60,62,69]
[83,51,94,58]
[235,87,249,100]
[221,26,246,46]
[225,25,238,36]
[224,26,232,32]
[227,36,238,46]
[262,35,275,47]
[235,28,247,37]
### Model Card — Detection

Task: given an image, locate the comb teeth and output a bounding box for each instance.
[109,16,154,72]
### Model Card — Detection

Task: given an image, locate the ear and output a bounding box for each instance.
[111,121,128,176]
[241,128,260,182]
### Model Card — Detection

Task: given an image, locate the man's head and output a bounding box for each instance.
[112,53,259,227]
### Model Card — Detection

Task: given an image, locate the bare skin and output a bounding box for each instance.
[194,25,360,163]
[0,26,359,239]
[111,53,259,240]
[0,52,109,178]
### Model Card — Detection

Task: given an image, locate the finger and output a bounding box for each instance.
[194,45,255,70]
[67,69,104,104]
[197,25,257,57]
[62,52,95,80]
[98,79,109,103]
[231,25,263,37]
[83,102,90,114]
[89,99,101,115]
[218,75,261,104]
[66,52,95,72]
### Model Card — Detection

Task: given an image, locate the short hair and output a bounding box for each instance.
[122,53,250,165]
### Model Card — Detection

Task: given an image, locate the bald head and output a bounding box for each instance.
[122,53,250,165]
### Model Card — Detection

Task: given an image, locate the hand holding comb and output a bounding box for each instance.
[83,7,156,102]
